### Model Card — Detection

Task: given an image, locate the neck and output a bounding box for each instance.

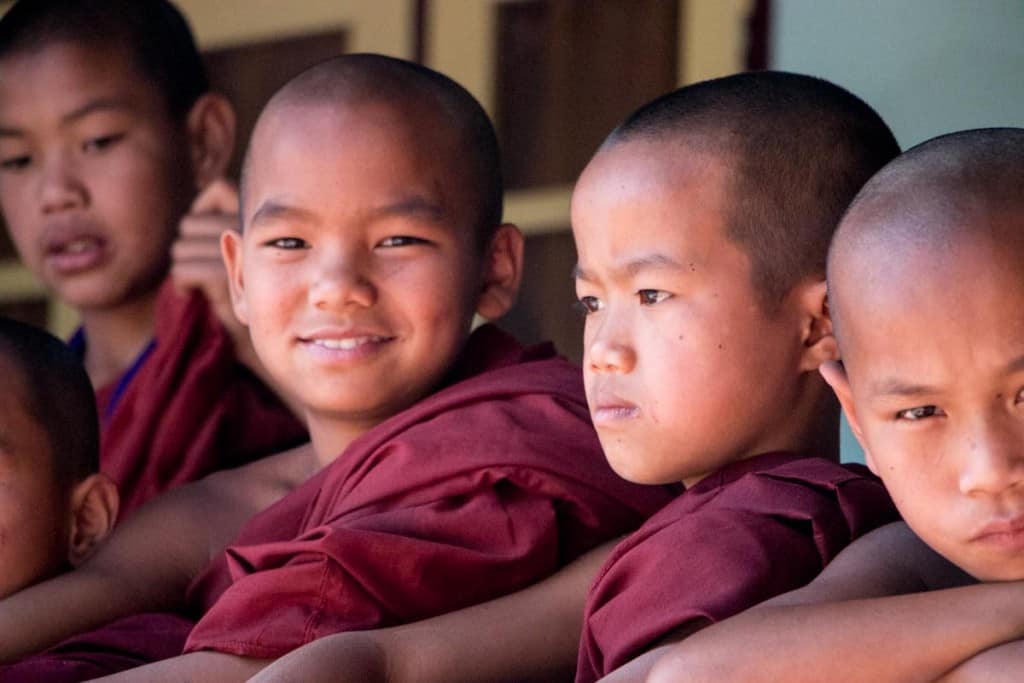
[79,292,160,389]
[307,414,384,469]
[783,373,841,462]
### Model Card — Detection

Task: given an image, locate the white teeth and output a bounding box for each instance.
[64,238,96,253]
[311,336,381,350]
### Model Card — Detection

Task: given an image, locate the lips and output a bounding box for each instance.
[589,387,640,425]
[296,327,395,362]
[972,514,1024,550]
[41,222,109,276]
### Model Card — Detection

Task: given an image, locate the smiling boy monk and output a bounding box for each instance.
[647,127,1024,683]
[0,54,669,681]
[247,71,902,683]
[0,0,306,515]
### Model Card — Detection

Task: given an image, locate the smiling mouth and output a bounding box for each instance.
[306,335,389,350]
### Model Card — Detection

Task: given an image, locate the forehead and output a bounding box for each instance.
[572,139,736,268]
[243,99,474,227]
[0,39,161,125]
[837,228,1024,381]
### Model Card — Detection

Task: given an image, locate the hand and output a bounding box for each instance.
[172,178,244,338]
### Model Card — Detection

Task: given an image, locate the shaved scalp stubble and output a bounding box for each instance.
[0,317,100,489]
[240,53,503,248]
[607,71,900,310]
[828,127,1024,341]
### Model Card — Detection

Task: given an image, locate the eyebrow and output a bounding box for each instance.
[573,253,687,281]
[249,201,319,228]
[870,354,1024,398]
[0,97,135,138]
[367,195,446,223]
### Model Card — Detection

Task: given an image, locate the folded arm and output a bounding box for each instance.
[245,539,615,683]
[647,522,1022,683]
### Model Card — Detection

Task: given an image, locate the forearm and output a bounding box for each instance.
[248,540,616,683]
[647,583,1024,683]
[936,638,1024,683]
[93,651,270,682]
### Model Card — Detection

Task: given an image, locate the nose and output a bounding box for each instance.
[586,313,636,375]
[39,151,86,214]
[958,415,1024,497]
[308,247,377,311]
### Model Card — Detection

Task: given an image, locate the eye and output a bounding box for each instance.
[895,405,945,421]
[638,289,671,305]
[1015,387,1024,404]
[0,154,31,171]
[264,237,308,250]
[81,134,124,154]
[377,235,430,248]
[574,296,602,316]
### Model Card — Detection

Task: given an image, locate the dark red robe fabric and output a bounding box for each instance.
[183,325,674,659]
[0,614,192,683]
[99,280,307,515]
[575,452,899,683]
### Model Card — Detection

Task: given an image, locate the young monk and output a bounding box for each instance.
[647,127,1024,683]
[0,54,670,681]
[0,317,195,683]
[0,0,306,515]
[248,71,903,683]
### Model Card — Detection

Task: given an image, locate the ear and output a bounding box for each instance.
[820,359,877,474]
[220,228,249,325]
[66,474,119,567]
[794,279,838,372]
[185,93,237,191]
[475,223,524,320]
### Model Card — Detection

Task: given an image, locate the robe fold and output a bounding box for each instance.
[575,452,900,683]
[0,614,192,683]
[98,281,307,515]
[183,325,673,659]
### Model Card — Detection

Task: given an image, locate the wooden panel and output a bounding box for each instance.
[498,229,583,364]
[204,30,347,179]
[496,0,678,190]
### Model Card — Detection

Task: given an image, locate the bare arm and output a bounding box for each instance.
[93,651,270,683]
[647,522,1024,683]
[938,640,1024,683]
[0,444,313,662]
[244,540,618,683]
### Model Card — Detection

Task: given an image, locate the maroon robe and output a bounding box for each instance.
[575,452,899,683]
[0,614,192,682]
[99,280,307,515]
[183,325,673,659]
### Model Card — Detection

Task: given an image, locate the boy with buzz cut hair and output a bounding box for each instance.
[243,71,902,683]
[0,0,306,515]
[0,317,194,682]
[0,54,669,682]
[647,127,1024,683]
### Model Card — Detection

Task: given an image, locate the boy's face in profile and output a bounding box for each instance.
[0,352,70,599]
[572,140,810,487]
[829,229,1024,582]
[0,40,193,311]
[225,99,489,439]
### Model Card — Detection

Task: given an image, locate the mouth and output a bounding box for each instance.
[589,390,640,426]
[972,514,1024,549]
[296,329,395,362]
[43,227,109,276]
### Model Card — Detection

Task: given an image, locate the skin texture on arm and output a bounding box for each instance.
[938,639,1024,683]
[0,443,314,663]
[93,651,270,683]
[646,522,1024,683]
[243,540,618,683]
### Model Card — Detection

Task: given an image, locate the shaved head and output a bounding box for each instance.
[605,71,899,309]
[241,54,502,246]
[0,317,99,488]
[828,127,1024,346]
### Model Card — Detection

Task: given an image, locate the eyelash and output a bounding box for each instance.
[0,155,31,172]
[82,133,124,154]
[895,405,945,421]
[574,290,672,316]
[265,237,308,250]
[378,236,429,248]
